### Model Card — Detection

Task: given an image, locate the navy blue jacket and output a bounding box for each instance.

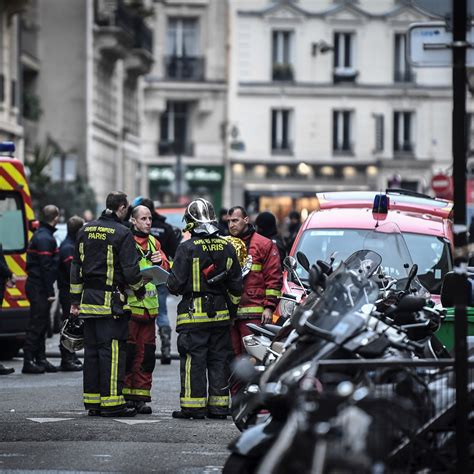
[26,222,59,297]
[58,234,75,293]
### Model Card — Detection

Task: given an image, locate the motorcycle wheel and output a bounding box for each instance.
[222,454,259,474]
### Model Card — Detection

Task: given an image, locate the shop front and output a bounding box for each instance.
[148,164,224,210]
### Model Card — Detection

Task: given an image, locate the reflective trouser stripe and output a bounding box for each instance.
[185,354,191,399]
[83,393,101,405]
[123,388,151,397]
[208,395,229,407]
[101,395,125,407]
[265,289,280,297]
[180,397,207,408]
[110,339,118,397]
[237,306,264,315]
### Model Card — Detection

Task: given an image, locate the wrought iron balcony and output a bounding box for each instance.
[164,57,204,81]
[272,64,293,82]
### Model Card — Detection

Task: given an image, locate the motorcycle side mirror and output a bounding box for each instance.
[283,256,297,272]
[404,263,418,292]
[230,356,259,384]
[296,251,310,272]
[309,264,326,291]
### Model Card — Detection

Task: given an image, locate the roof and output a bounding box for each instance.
[304,208,447,238]
[316,191,453,219]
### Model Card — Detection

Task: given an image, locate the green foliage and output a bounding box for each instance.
[26,145,97,219]
[23,93,43,121]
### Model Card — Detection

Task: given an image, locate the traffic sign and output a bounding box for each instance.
[431,172,453,198]
[408,22,474,67]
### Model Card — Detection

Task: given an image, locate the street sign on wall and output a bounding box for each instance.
[408,22,474,66]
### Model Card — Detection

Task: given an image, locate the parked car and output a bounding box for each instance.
[285,190,453,303]
[156,205,190,241]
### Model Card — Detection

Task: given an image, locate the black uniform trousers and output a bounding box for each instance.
[83,317,129,413]
[177,325,233,416]
[23,281,52,361]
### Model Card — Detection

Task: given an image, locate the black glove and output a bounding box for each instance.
[134,285,146,301]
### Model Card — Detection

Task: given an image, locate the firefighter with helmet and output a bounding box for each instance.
[167,198,243,420]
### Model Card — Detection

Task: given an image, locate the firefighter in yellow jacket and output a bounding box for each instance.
[124,205,170,414]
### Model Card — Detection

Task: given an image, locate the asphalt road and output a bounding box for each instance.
[0,296,239,473]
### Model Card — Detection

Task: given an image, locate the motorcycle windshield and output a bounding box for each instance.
[293,254,380,343]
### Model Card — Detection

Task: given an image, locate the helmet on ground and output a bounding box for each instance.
[60,317,84,353]
[183,198,219,235]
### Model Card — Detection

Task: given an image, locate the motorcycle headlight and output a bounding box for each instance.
[279,298,297,319]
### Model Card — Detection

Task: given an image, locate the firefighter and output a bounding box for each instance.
[124,205,170,414]
[228,206,282,356]
[70,192,146,417]
[22,205,60,374]
[167,198,243,420]
[58,215,84,371]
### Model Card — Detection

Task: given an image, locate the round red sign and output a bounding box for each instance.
[431,173,452,198]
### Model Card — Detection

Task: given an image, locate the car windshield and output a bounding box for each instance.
[0,192,26,252]
[292,227,451,294]
[160,211,185,229]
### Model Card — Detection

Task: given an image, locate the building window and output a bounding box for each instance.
[159,101,192,156]
[272,31,294,81]
[374,114,384,152]
[165,18,203,80]
[393,111,414,154]
[123,80,139,136]
[94,59,117,125]
[394,33,413,83]
[333,110,353,153]
[271,109,293,154]
[333,32,357,83]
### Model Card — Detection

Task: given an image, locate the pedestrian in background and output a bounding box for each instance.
[167,199,242,420]
[218,208,230,236]
[0,243,15,375]
[285,210,302,253]
[57,215,84,372]
[22,205,60,374]
[124,204,170,414]
[228,206,282,356]
[70,192,146,417]
[137,197,179,365]
[255,211,286,266]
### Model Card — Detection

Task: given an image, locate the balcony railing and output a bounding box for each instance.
[333,67,358,84]
[158,140,194,156]
[164,57,204,81]
[272,64,294,82]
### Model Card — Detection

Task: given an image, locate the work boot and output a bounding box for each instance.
[172,410,205,420]
[36,359,58,373]
[159,326,172,365]
[135,401,152,415]
[0,363,14,375]
[60,359,83,372]
[22,359,45,374]
[207,413,228,420]
[101,407,137,418]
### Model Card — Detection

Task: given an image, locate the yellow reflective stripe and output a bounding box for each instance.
[122,388,151,397]
[80,304,112,315]
[237,306,264,315]
[192,258,200,292]
[110,339,118,397]
[227,292,241,305]
[226,257,232,271]
[100,395,125,407]
[83,393,101,404]
[194,296,202,314]
[177,311,230,325]
[185,354,191,399]
[106,245,114,287]
[104,291,111,308]
[130,307,158,316]
[79,242,84,262]
[70,283,83,294]
[265,289,280,297]
[208,395,229,407]
[129,279,144,291]
[180,397,207,408]
[251,264,262,271]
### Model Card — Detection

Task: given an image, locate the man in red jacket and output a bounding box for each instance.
[228,206,282,356]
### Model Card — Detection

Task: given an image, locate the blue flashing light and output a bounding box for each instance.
[0,141,15,155]
[373,194,389,214]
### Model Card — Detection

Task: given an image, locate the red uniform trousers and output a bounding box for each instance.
[230,318,261,357]
[124,312,157,402]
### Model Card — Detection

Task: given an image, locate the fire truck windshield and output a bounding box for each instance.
[0,192,26,252]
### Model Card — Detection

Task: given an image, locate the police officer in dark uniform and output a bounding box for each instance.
[22,205,60,374]
[58,215,84,371]
[70,192,146,417]
[167,198,243,420]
